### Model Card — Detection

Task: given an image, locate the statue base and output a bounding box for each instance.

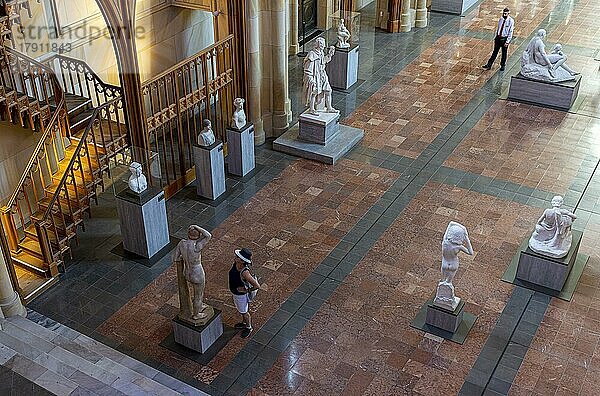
[273,122,364,165]
[508,73,581,110]
[326,44,359,90]
[177,305,215,327]
[516,230,583,291]
[172,308,223,353]
[193,141,226,200]
[426,298,465,333]
[226,124,255,177]
[431,0,478,15]
[298,110,341,145]
[433,281,460,311]
[115,187,169,259]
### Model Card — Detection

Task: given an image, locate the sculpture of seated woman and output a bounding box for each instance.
[520,29,579,82]
[434,221,474,311]
[197,119,216,147]
[336,19,351,49]
[128,162,147,194]
[528,196,577,258]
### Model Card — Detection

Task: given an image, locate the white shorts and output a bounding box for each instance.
[232,294,249,314]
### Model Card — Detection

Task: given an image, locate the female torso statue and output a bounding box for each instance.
[173,225,213,324]
[198,119,216,147]
[434,221,474,310]
[231,97,247,129]
[128,162,147,194]
[521,29,578,82]
[528,196,577,258]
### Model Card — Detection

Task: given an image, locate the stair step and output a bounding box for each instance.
[38,195,88,216]
[24,222,75,246]
[18,236,44,260]
[69,108,96,134]
[64,93,93,118]
[12,251,48,276]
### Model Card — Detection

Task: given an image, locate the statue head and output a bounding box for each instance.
[233,97,245,110]
[551,195,564,208]
[537,29,547,39]
[339,19,345,27]
[552,43,562,53]
[202,119,212,130]
[445,222,467,245]
[129,161,142,177]
[315,37,326,50]
[188,225,200,240]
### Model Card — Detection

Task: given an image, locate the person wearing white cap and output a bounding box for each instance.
[228,248,261,338]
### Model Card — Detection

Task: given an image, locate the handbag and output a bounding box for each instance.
[240,266,259,301]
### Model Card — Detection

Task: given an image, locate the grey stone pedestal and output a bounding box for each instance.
[115,187,169,258]
[298,110,341,145]
[326,45,359,90]
[431,0,478,14]
[172,309,223,353]
[226,124,255,177]
[426,299,465,333]
[516,230,583,291]
[193,141,226,200]
[508,73,581,110]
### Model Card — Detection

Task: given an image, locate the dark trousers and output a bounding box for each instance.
[487,36,508,67]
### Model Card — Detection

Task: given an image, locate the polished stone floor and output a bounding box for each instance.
[15,0,600,395]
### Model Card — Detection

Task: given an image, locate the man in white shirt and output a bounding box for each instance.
[482,8,514,71]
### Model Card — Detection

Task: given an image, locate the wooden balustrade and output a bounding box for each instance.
[141,34,236,193]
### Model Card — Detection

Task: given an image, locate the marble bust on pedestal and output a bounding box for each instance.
[528,196,577,258]
[336,19,351,48]
[173,225,214,325]
[128,162,147,194]
[198,119,216,147]
[520,29,579,83]
[434,221,474,311]
[231,97,247,130]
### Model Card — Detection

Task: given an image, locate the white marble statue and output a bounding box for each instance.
[520,29,579,82]
[128,162,147,194]
[336,19,351,49]
[302,37,338,115]
[528,196,577,258]
[173,225,213,325]
[434,221,474,311]
[197,119,216,147]
[231,97,247,129]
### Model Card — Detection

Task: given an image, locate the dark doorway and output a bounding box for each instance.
[299,0,322,46]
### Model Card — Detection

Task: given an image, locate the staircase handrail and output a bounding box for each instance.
[42,53,123,105]
[39,96,122,224]
[1,47,66,214]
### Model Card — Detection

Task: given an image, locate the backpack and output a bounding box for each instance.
[240,266,259,301]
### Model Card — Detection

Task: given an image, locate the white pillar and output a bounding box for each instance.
[246,0,265,144]
[289,0,299,55]
[0,245,26,319]
[272,0,291,136]
[400,0,411,32]
[415,0,428,28]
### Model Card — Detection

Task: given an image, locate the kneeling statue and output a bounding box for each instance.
[528,196,577,258]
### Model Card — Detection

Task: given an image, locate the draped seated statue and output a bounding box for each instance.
[528,196,577,258]
[520,29,579,83]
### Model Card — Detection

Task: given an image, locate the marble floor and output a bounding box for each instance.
[12,0,600,395]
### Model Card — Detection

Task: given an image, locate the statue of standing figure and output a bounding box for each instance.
[520,29,579,82]
[173,225,213,325]
[528,196,577,258]
[434,221,474,311]
[336,19,351,48]
[302,37,339,115]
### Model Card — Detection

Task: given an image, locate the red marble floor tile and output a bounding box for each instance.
[96,158,397,384]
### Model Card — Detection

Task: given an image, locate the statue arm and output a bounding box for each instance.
[191,225,212,251]
[324,47,335,63]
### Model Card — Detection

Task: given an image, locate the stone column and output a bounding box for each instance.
[246,0,265,144]
[0,241,26,319]
[272,0,291,136]
[415,0,428,28]
[289,0,299,55]
[400,0,411,32]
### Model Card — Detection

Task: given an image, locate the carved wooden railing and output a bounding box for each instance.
[142,34,236,189]
[33,96,126,274]
[0,0,32,31]
[43,54,123,108]
[0,48,68,271]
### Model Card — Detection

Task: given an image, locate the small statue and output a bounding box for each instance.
[528,196,577,258]
[434,221,474,311]
[302,37,338,115]
[197,119,216,147]
[520,29,579,82]
[336,19,351,48]
[231,97,247,130]
[128,162,147,194]
[173,225,213,325]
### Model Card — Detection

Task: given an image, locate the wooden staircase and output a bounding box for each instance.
[0,45,128,302]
